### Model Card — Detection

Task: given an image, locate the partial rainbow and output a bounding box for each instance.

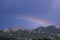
[15,16,54,27]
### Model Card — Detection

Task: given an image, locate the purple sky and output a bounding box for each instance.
[0,0,60,29]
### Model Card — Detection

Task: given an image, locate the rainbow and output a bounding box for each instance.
[15,15,54,27]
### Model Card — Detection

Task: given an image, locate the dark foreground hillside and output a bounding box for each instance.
[0,25,60,40]
[0,37,52,40]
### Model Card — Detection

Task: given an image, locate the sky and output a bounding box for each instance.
[0,0,60,30]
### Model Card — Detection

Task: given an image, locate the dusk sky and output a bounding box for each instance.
[0,0,60,30]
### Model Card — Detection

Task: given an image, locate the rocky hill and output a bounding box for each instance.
[0,25,60,40]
